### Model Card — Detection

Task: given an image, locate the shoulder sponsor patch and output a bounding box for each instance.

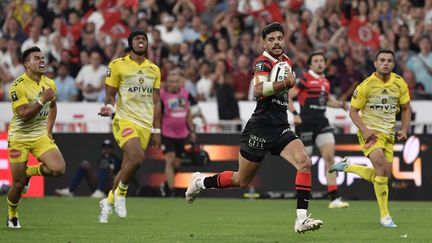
[352,89,358,99]
[107,68,111,77]
[11,91,18,102]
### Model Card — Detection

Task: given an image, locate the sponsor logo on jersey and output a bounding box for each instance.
[11,91,18,102]
[121,128,134,137]
[127,86,153,93]
[9,149,21,158]
[352,90,358,99]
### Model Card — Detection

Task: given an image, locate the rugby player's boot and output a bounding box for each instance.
[329,157,351,173]
[294,214,323,233]
[380,215,397,228]
[185,172,205,204]
[6,217,21,229]
[329,197,350,209]
[114,192,127,218]
[98,198,112,223]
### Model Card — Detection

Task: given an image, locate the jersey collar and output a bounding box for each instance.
[126,55,147,66]
[308,70,324,79]
[263,51,287,62]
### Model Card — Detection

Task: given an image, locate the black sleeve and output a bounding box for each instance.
[254,60,272,75]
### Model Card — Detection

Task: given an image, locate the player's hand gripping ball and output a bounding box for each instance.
[269,61,295,94]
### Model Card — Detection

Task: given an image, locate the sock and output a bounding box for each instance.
[26,164,42,177]
[115,181,128,197]
[327,185,340,201]
[374,176,389,218]
[203,171,234,188]
[7,198,19,219]
[296,209,307,220]
[346,164,376,183]
[107,190,114,204]
[295,172,311,211]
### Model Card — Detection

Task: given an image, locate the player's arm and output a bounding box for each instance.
[14,86,55,122]
[151,88,162,149]
[253,60,295,97]
[349,84,377,142]
[327,95,348,110]
[398,102,411,142]
[99,85,118,116]
[47,100,57,139]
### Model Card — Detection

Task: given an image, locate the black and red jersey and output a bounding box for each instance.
[250,51,293,125]
[294,70,331,122]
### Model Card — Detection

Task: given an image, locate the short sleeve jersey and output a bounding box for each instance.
[294,70,331,123]
[350,72,410,134]
[251,51,293,125]
[105,55,161,129]
[8,73,57,141]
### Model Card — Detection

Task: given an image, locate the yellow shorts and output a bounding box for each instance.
[358,131,394,162]
[112,118,151,149]
[8,135,58,163]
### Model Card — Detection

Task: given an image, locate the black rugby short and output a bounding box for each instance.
[161,136,187,157]
[295,120,333,147]
[240,121,299,162]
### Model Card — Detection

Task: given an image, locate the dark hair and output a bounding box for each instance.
[261,22,284,40]
[128,30,148,49]
[22,46,41,63]
[307,52,326,66]
[375,49,395,60]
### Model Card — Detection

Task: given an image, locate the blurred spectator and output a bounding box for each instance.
[10,0,33,30]
[156,13,183,45]
[55,62,78,102]
[395,36,416,73]
[338,56,363,101]
[75,50,106,102]
[232,54,252,101]
[191,22,216,58]
[2,16,27,44]
[148,28,169,66]
[196,60,214,101]
[407,36,432,95]
[20,25,48,54]
[214,60,240,120]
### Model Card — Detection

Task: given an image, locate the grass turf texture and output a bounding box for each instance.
[0,197,430,242]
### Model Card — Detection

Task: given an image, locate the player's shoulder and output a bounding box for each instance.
[253,54,273,74]
[109,56,127,67]
[42,75,55,85]
[11,73,27,88]
[391,73,408,86]
[144,59,161,72]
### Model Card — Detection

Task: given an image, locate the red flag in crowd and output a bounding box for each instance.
[251,1,284,23]
[100,10,131,39]
[348,17,380,49]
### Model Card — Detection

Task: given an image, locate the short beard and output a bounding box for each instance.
[131,47,146,56]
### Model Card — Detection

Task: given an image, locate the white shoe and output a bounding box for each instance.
[380,215,397,228]
[329,197,350,209]
[6,217,21,229]
[98,199,112,223]
[294,214,323,233]
[91,190,107,199]
[185,172,205,204]
[114,192,127,218]
[54,188,74,197]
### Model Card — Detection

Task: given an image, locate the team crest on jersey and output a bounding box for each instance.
[255,62,264,71]
[352,90,358,99]
[11,91,18,102]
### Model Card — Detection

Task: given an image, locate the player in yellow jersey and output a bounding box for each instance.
[330,50,411,228]
[98,31,161,223]
[6,46,66,228]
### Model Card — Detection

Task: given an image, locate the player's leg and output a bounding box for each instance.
[279,139,323,233]
[316,132,349,208]
[6,163,27,228]
[185,152,260,203]
[161,136,178,197]
[33,135,66,177]
[368,148,396,227]
[329,132,376,183]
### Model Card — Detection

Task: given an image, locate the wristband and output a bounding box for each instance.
[263,82,275,96]
[37,99,44,106]
[152,128,161,134]
[106,104,116,113]
[292,110,298,115]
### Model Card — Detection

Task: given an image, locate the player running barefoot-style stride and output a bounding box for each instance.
[288,52,349,209]
[98,31,162,223]
[6,46,66,228]
[330,50,411,228]
[185,23,323,233]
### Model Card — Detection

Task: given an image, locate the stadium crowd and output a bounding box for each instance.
[1,0,432,117]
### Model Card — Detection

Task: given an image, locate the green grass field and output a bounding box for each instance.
[0,197,430,242]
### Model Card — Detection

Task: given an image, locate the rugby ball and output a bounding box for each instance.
[269,61,293,82]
